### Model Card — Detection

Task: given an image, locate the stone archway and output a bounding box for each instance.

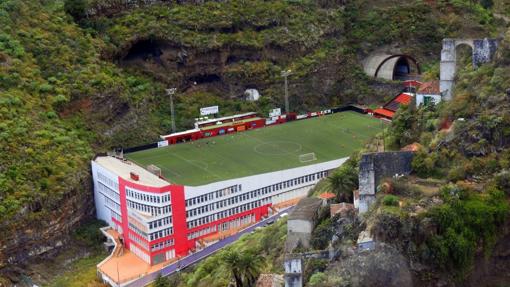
[363,53,421,81]
[440,38,498,100]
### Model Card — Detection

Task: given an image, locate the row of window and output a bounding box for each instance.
[104,195,121,213]
[129,232,149,251]
[151,239,174,252]
[217,198,270,221]
[187,197,271,230]
[98,182,120,202]
[127,200,171,216]
[129,222,149,241]
[185,171,328,221]
[131,244,150,265]
[150,227,174,241]
[187,214,216,229]
[149,216,172,230]
[187,225,217,240]
[126,187,170,205]
[111,210,122,223]
[185,184,241,207]
[97,171,119,191]
[219,214,255,232]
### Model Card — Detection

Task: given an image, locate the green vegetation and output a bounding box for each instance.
[45,252,107,287]
[126,112,382,185]
[172,217,288,287]
[382,195,400,206]
[220,248,265,287]
[327,155,359,202]
[426,184,509,274]
[43,220,107,287]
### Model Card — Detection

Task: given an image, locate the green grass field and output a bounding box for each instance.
[126,112,384,186]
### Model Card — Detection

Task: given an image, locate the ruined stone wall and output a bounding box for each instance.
[358,151,414,213]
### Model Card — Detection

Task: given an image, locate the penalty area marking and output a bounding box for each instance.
[253,141,303,156]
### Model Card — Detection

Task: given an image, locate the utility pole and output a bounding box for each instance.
[281,70,292,113]
[166,88,177,133]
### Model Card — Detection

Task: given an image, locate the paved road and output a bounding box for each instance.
[125,206,294,287]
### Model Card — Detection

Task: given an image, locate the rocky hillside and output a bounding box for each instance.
[299,25,510,287]
[0,0,507,284]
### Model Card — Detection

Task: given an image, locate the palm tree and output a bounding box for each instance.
[328,168,357,203]
[238,251,264,286]
[221,248,243,287]
[221,248,265,287]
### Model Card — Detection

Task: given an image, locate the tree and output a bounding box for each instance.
[154,274,171,287]
[221,248,265,287]
[328,165,357,203]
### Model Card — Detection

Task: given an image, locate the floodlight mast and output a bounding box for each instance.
[166,88,177,133]
[281,70,292,114]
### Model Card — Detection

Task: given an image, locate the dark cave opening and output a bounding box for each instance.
[188,74,222,85]
[123,39,164,62]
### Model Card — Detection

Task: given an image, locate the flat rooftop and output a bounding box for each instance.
[95,156,170,187]
[126,112,384,186]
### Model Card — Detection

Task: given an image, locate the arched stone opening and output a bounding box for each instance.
[439,38,498,100]
[364,54,421,81]
[455,43,474,70]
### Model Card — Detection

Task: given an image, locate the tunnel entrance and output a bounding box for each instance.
[364,54,421,81]
[393,57,411,80]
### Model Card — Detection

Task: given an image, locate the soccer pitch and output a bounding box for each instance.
[126,112,384,186]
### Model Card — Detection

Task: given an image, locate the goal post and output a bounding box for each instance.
[299,152,317,163]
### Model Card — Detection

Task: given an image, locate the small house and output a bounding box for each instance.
[416,81,441,107]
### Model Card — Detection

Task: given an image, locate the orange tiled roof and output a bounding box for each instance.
[417,81,440,95]
[318,192,336,199]
[394,93,412,104]
[374,108,395,118]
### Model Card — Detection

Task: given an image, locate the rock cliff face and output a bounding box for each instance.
[0,171,94,279]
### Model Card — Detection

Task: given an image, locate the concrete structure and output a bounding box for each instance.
[416,80,442,107]
[256,274,285,287]
[286,198,323,251]
[357,230,375,251]
[440,38,498,100]
[284,257,303,287]
[363,53,421,81]
[92,155,344,283]
[358,152,414,213]
[330,202,355,218]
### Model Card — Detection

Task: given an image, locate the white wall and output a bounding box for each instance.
[91,160,120,228]
[183,158,348,219]
[416,93,442,106]
[288,219,313,234]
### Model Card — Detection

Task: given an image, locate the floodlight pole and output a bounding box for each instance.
[166,88,177,133]
[281,70,292,113]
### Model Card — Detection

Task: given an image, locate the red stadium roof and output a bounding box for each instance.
[394,93,412,104]
[373,108,395,119]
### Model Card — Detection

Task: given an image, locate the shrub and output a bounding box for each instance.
[308,272,327,287]
[382,195,399,206]
[310,218,333,250]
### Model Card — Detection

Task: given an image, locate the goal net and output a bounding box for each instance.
[299,152,317,163]
[147,164,162,177]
